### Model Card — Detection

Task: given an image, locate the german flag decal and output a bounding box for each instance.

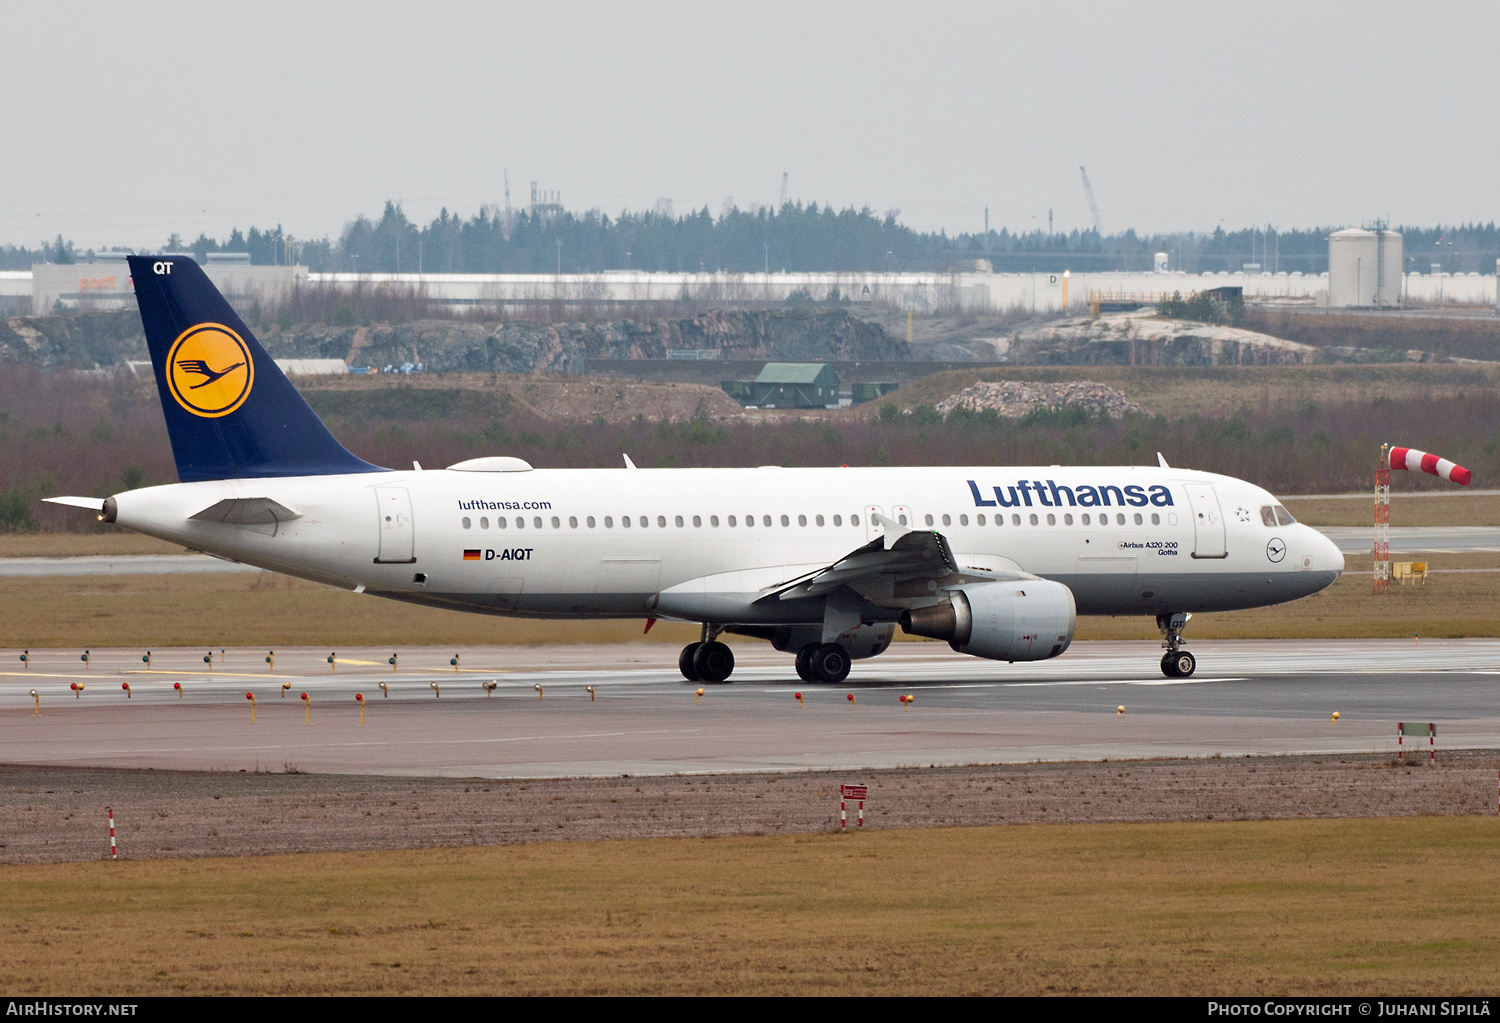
[463,549,481,561]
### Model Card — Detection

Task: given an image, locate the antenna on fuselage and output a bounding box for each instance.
[622,453,638,469]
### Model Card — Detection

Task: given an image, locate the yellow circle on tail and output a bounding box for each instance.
[165,323,254,417]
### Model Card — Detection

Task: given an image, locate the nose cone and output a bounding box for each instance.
[1315,527,1345,576]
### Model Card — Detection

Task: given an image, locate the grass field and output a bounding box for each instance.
[1,553,1496,648]
[1281,494,1500,527]
[2,818,1496,995]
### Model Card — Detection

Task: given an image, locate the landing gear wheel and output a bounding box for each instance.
[1161,650,1195,678]
[794,644,817,682]
[809,643,851,684]
[679,642,702,682]
[692,641,735,683]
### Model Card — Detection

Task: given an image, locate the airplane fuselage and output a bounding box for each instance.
[107,462,1343,627]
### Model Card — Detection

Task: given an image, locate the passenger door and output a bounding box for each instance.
[1184,483,1227,559]
[374,486,416,564]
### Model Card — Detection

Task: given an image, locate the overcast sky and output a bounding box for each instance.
[4,1,1496,249]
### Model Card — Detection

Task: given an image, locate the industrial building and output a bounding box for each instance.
[723,363,842,409]
[2,247,1494,317]
[1326,227,1403,308]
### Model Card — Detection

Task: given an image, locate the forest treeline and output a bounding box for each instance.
[3,366,1494,532]
[7,203,1500,276]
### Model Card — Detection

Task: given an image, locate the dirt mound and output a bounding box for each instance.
[934,380,1148,419]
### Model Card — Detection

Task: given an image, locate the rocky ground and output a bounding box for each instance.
[933,379,1148,419]
[3,751,1495,864]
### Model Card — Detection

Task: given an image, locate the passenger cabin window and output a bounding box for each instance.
[675,516,683,527]
[798,514,807,526]
[1012,514,1022,526]
[533,516,543,529]
[832,515,842,526]
[850,514,860,526]
[462,517,471,529]
[764,515,773,527]
[691,515,700,527]
[976,514,986,526]
[480,517,490,529]
[604,516,613,528]
[1047,514,1056,525]
[815,515,825,526]
[959,514,969,526]
[728,515,737,526]
[925,514,934,526]
[942,514,951,526]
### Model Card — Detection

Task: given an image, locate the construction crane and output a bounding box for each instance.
[1079,166,1103,236]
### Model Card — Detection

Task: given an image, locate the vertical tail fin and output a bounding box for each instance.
[127,255,384,481]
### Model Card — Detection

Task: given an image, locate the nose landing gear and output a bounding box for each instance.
[1158,612,1196,678]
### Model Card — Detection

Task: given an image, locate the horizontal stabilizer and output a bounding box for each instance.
[189,497,302,526]
[43,496,106,512]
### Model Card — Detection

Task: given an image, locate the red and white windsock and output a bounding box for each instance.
[1388,446,1471,487]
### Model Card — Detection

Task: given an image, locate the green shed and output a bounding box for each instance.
[748,363,841,409]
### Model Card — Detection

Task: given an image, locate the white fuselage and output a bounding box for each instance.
[107,463,1344,627]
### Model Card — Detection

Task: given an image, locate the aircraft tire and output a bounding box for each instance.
[795,644,817,682]
[1170,650,1196,678]
[693,641,735,683]
[810,643,851,684]
[679,642,702,682]
[1160,652,1179,678]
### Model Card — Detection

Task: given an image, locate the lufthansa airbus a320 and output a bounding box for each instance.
[47,256,1344,684]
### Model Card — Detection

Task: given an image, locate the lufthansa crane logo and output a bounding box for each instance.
[165,323,254,418]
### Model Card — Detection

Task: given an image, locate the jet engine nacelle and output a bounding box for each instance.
[900,579,1076,662]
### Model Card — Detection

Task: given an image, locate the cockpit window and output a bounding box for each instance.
[1274,505,1296,526]
[1260,506,1277,527]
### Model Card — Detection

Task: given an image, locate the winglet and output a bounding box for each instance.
[1157,452,1170,469]
[871,511,912,545]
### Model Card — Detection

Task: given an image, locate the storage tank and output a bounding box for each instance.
[1153,252,1169,272]
[1328,227,1403,307]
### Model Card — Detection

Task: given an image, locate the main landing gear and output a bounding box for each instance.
[795,643,851,684]
[679,625,735,683]
[1158,612,1196,678]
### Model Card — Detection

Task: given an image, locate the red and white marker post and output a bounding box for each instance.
[1398,721,1435,764]
[108,808,116,860]
[839,784,868,829]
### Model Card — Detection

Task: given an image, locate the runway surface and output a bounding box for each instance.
[1319,526,1500,553]
[0,555,259,576]
[4,640,1498,778]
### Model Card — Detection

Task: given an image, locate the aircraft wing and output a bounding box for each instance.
[760,512,963,601]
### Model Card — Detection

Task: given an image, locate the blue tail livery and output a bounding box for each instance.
[128,255,384,481]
